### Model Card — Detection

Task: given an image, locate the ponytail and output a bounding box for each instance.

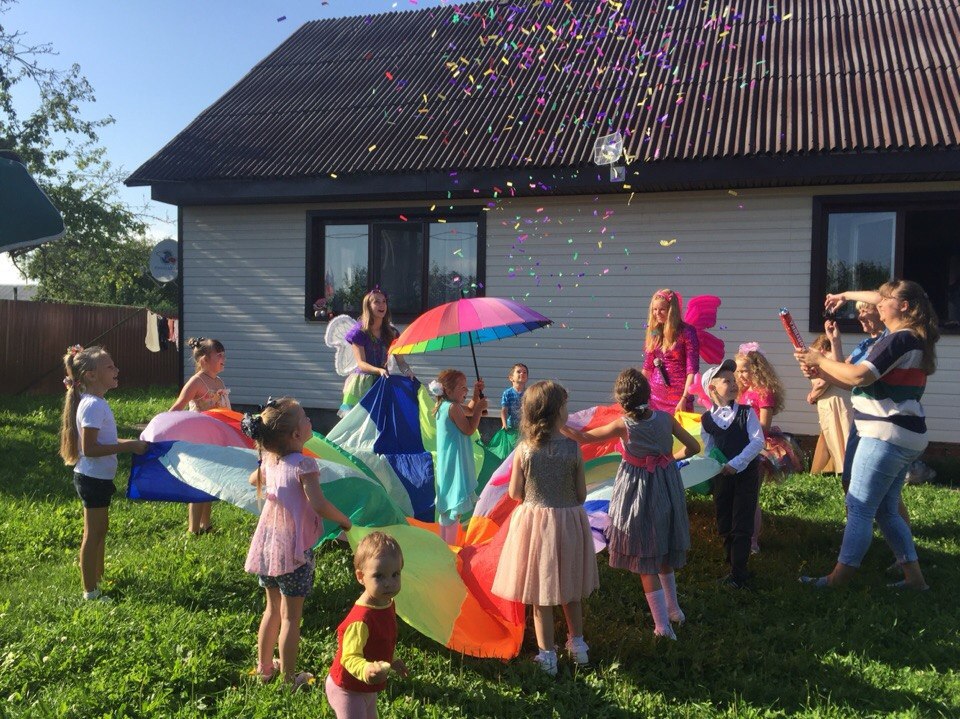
[59,345,109,465]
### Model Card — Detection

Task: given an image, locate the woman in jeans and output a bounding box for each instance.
[794,280,939,591]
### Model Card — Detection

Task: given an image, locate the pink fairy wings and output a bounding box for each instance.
[679,294,725,364]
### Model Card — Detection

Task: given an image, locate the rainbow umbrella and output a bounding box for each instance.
[389,295,552,379]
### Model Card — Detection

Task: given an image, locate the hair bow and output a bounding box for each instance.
[67,344,83,356]
[654,290,675,302]
[738,341,763,356]
[240,412,263,440]
[62,377,75,389]
[427,379,444,397]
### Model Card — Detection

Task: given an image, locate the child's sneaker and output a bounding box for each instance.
[82,588,112,603]
[565,636,590,665]
[533,649,558,676]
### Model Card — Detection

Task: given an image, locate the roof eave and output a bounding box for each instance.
[132,148,960,206]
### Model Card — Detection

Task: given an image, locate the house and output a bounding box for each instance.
[127,0,960,445]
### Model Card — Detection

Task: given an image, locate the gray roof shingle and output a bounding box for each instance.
[127,0,960,187]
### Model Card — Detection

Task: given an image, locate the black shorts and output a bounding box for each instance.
[73,472,116,509]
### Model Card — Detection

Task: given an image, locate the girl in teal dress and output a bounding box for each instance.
[430,369,488,545]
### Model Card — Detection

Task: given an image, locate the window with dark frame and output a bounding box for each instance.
[306,212,484,323]
[810,193,960,333]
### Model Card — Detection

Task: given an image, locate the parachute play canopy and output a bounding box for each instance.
[129,381,718,660]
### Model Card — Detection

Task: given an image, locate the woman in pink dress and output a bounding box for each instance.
[642,289,700,414]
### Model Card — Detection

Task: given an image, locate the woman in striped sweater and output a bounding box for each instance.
[794,280,939,591]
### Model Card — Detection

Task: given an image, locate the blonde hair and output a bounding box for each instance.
[645,288,684,352]
[519,380,567,446]
[354,531,404,571]
[59,346,111,465]
[735,350,785,414]
[432,369,466,416]
[854,300,874,312]
[240,397,304,498]
[879,279,940,375]
[187,337,225,373]
[360,290,397,346]
[614,367,651,421]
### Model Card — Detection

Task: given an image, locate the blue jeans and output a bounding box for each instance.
[838,437,921,567]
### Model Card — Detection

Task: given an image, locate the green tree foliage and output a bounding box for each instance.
[1,0,176,314]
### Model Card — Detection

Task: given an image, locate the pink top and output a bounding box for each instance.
[244,453,322,577]
[643,323,700,412]
[739,387,776,435]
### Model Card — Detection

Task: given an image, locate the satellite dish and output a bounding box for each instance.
[593,131,624,166]
[149,239,179,283]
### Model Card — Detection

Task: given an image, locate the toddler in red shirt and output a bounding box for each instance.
[326,532,408,718]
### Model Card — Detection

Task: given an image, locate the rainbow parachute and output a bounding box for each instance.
[129,377,717,659]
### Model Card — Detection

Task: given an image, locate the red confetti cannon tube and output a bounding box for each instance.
[779,308,807,351]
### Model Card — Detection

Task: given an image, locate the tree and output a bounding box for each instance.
[1,0,177,314]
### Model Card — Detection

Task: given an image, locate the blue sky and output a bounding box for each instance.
[1,0,440,282]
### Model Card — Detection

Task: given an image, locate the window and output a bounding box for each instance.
[307,212,484,322]
[810,193,960,332]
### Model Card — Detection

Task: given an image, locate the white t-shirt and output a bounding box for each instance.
[75,394,118,480]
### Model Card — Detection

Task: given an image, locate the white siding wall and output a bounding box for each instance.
[182,182,960,444]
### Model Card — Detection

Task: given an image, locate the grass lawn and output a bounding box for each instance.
[1,388,958,718]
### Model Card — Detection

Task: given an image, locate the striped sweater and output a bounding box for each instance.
[852,329,928,451]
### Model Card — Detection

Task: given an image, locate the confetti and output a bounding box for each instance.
[659,239,677,246]
[277,15,287,22]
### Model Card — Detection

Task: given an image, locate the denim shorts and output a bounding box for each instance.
[258,549,315,597]
[73,472,116,509]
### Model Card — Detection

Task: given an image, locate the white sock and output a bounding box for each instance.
[645,589,675,638]
[659,572,685,624]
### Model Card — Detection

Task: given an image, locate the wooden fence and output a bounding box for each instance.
[0,299,179,395]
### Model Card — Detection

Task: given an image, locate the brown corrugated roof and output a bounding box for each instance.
[127,0,960,186]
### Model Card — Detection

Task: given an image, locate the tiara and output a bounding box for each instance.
[67,344,83,356]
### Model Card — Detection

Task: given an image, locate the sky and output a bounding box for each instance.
[0,0,440,284]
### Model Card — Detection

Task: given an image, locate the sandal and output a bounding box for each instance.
[292,671,315,691]
[887,580,930,592]
[799,575,830,589]
[248,659,280,683]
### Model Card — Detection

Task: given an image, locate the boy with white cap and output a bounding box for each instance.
[700,359,765,588]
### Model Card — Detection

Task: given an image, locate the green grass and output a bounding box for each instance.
[1,389,958,718]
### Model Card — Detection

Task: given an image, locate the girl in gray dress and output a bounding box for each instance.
[563,368,699,640]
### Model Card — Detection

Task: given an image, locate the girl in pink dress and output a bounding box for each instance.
[642,289,700,414]
[492,381,598,675]
[735,344,804,553]
[242,397,352,687]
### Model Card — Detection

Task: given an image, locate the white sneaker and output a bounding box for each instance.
[82,589,112,603]
[565,636,590,665]
[533,649,558,676]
